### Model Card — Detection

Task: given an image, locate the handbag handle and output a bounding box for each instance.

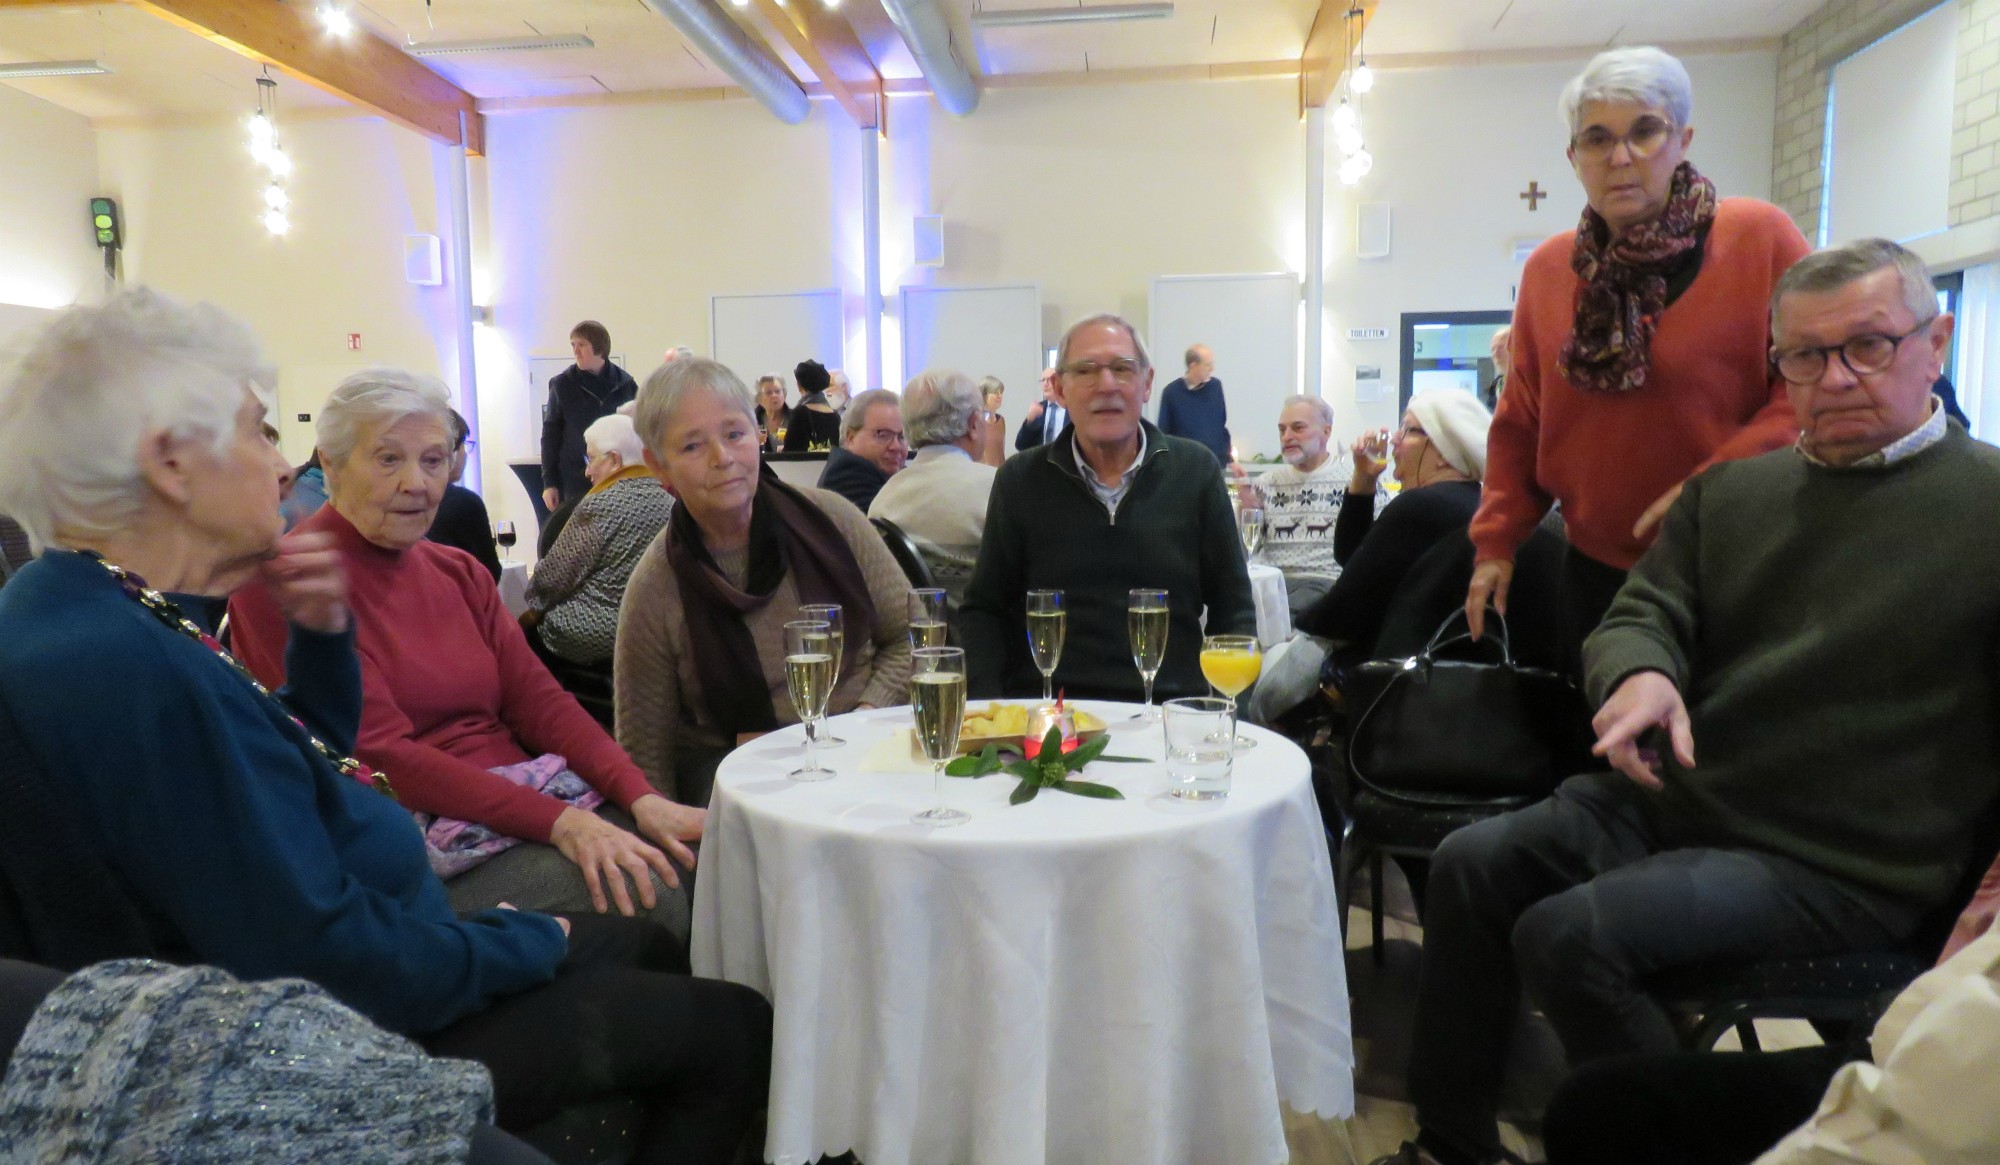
[1417,604,1518,669]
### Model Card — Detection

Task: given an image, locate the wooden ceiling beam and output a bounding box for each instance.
[749,0,881,130]
[19,0,486,153]
[1301,0,1375,116]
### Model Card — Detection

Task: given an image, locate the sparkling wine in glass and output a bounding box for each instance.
[494,520,517,562]
[1127,588,1169,720]
[910,646,969,827]
[908,588,949,650]
[1238,506,1265,560]
[784,619,837,780]
[1025,590,1065,703]
[798,603,847,746]
[1199,633,1263,751]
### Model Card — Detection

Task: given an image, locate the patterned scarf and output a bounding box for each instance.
[666,463,878,735]
[1559,161,1718,394]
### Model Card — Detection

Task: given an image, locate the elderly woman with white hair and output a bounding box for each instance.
[617,358,913,806]
[0,289,771,1163]
[522,412,673,667]
[1463,45,1809,678]
[229,368,706,934]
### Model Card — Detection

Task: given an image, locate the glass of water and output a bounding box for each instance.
[1161,696,1235,801]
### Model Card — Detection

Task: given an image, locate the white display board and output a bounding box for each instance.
[1149,273,1300,460]
[710,289,845,390]
[1828,3,1956,245]
[899,284,1042,401]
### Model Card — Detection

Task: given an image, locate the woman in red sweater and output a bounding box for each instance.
[1464,46,1809,669]
[231,369,704,935]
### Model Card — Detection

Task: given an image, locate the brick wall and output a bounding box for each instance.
[1772,0,2000,239]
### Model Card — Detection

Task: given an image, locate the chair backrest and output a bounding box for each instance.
[0,696,157,970]
[871,517,937,590]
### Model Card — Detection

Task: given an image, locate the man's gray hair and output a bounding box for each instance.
[1281,394,1335,428]
[902,370,981,448]
[1558,46,1693,137]
[583,412,648,468]
[1057,313,1153,370]
[0,287,274,551]
[841,388,902,439]
[317,369,455,478]
[633,357,756,459]
[1771,237,1938,326]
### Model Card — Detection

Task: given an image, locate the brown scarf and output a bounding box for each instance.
[666,464,878,735]
[1559,161,1718,394]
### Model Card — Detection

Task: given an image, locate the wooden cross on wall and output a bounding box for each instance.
[1520,181,1546,210]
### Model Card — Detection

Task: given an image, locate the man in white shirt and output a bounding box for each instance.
[869,369,998,605]
[1242,395,1353,615]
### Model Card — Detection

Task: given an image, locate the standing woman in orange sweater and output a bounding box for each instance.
[1464,46,1809,667]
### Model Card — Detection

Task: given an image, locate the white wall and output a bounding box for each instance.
[0,83,102,318]
[1828,2,1958,243]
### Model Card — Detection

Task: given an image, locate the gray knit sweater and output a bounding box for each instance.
[1585,427,2000,910]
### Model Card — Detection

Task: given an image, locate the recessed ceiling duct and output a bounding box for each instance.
[877,0,979,117]
[638,0,812,125]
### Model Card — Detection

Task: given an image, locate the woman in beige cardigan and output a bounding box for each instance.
[616,358,914,806]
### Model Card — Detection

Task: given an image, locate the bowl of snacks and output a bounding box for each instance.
[957,701,1106,755]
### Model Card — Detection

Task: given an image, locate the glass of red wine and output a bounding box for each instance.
[494,520,517,562]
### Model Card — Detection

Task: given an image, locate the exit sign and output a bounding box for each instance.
[1345,328,1389,341]
[345,333,362,351]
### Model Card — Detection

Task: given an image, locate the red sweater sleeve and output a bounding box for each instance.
[1468,290,1556,566]
[1699,214,1812,469]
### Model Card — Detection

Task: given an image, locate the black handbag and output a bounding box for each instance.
[1344,608,1584,806]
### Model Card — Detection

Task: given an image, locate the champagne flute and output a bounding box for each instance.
[1238,506,1265,560]
[910,646,970,827]
[784,619,837,780]
[798,603,848,746]
[1127,587,1169,721]
[1025,589,1065,703]
[908,588,949,650]
[494,520,517,563]
[1199,633,1263,751]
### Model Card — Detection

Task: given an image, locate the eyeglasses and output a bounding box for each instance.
[1395,421,1427,441]
[1060,358,1145,382]
[866,428,907,446]
[1771,317,1937,385]
[1570,116,1676,162]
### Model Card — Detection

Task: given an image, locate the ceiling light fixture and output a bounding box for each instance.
[0,59,113,79]
[971,3,1173,29]
[252,75,291,235]
[317,3,355,37]
[407,33,596,57]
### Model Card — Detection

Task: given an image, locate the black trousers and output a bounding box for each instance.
[1543,1045,1854,1165]
[1559,547,1628,685]
[426,914,773,1165]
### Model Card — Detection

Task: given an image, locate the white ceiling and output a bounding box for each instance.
[0,0,1819,123]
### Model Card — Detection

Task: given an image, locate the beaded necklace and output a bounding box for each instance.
[80,550,398,801]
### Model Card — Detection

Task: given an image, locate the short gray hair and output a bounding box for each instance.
[1558,46,1693,137]
[317,368,455,475]
[1057,313,1153,370]
[633,357,756,459]
[583,413,647,468]
[978,375,1004,403]
[0,287,273,551]
[1771,238,1937,327]
[841,388,902,439]
[902,370,981,448]
[1279,394,1334,428]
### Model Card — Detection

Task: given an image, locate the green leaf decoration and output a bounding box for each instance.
[1035,724,1065,762]
[1005,759,1042,781]
[945,743,1002,778]
[1057,779,1125,800]
[1065,733,1112,768]
[1009,778,1042,805]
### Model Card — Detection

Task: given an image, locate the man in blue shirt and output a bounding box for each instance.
[1156,343,1231,466]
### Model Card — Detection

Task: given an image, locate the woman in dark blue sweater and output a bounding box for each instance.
[0,289,769,1165]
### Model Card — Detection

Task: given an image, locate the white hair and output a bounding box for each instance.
[0,287,274,551]
[315,368,455,481]
[829,369,852,391]
[1558,46,1694,137]
[633,357,756,459]
[902,370,981,448]
[583,412,647,468]
[841,388,902,439]
[1058,313,1153,370]
[1280,394,1334,428]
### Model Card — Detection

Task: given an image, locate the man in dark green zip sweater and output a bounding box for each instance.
[961,313,1255,701]
[1388,239,2000,1165]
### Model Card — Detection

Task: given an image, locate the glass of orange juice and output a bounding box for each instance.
[1198,634,1262,750]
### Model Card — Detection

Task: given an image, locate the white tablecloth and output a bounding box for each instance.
[693,702,1353,1165]
[498,561,530,616]
[1248,562,1293,649]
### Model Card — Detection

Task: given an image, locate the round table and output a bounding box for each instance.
[692,701,1354,1165]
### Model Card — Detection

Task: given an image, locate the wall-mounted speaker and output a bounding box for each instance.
[1356,202,1392,260]
[404,234,443,285]
[913,215,945,268]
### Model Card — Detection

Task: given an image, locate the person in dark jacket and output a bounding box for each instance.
[962,313,1255,701]
[781,360,843,452]
[427,409,503,582]
[816,388,905,513]
[540,320,637,510]
[1014,367,1069,451]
